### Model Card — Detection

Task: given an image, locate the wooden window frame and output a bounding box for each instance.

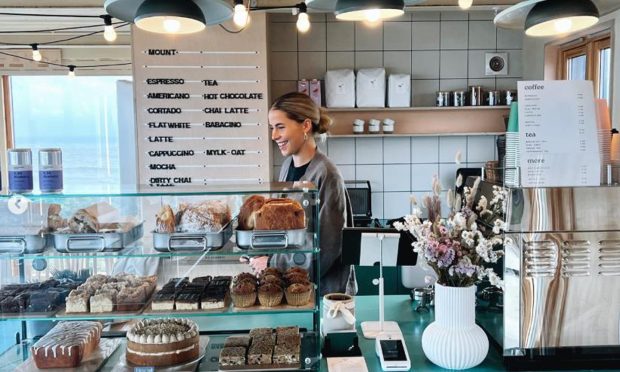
[558,34,611,99]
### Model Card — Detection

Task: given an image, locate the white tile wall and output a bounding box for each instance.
[328,137,356,164]
[384,164,410,192]
[356,138,383,164]
[356,164,384,192]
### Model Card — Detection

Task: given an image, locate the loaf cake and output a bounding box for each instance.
[254,198,305,230]
[178,200,232,232]
[31,321,102,369]
[237,195,266,230]
[126,318,200,367]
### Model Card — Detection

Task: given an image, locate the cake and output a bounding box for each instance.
[89,290,116,313]
[175,283,205,310]
[117,286,147,311]
[178,200,231,232]
[224,336,251,348]
[151,291,175,311]
[156,204,176,233]
[66,290,89,313]
[219,346,247,366]
[257,283,283,307]
[254,198,305,230]
[126,318,200,367]
[201,276,231,310]
[238,195,266,230]
[249,328,273,338]
[31,321,102,369]
[248,341,273,365]
[273,343,300,365]
[276,326,299,337]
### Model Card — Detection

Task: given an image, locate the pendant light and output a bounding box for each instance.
[525,0,599,37]
[335,0,405,22]
[134,0,206,34]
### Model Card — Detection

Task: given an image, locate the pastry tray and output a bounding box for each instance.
[0,233,48,254]
[52,222,144,253]
[17,337,122,372]
[153,220,233,252]
[235,229,306,250]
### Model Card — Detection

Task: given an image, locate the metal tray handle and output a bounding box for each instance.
[0,237,26,254]
[168,235,208,252]
[66,235,106,252]
[251,231,289,249]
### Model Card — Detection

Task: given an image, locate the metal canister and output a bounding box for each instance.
[504,90,517,105]
[39,148,63,193]
[8,148,33,194]
[487,90,501,106]
[470,86,483,106]
[436,91,451,107]
[453,91,466,107]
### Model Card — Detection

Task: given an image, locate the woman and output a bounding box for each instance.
[249,92,353,295]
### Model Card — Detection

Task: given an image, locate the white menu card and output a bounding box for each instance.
[517,80,601,187]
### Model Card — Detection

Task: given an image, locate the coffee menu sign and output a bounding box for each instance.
[132,15,270,190]
[517,80,600,187]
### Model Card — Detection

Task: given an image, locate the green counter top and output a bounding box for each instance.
[322,295,505,371]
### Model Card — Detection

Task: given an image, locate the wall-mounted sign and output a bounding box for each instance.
[132,15,270,190]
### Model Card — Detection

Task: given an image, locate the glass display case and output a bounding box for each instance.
[0,182,321,371]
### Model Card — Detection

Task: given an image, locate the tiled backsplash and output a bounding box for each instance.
[269,10,524,106]
[272,135,498,220]
[268,10,512,220]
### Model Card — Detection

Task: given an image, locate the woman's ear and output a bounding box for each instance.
[303,118,313,134]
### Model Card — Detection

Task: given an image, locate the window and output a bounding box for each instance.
[8,76,131,193]
[559,34,612,104]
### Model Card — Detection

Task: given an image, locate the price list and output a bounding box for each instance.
[517,81,600,187]
[132,15,270,190]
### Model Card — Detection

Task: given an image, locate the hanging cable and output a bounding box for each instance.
[0,50,131,69]
[0,12,107,18]
[0,21,127,34]
[0,22,130,46]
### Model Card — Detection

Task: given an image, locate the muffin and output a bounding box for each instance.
[231,280,257,308]
[234,273,257,284]
[257,283,283,307]
[285,267,308,277]
[285,282,312,306]
[260,274,284,287]
[261,268,282,277]
[285,273,309,285]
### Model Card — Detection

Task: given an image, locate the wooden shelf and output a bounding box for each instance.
[326,106,511,112]
[326,106,509,136]
[329,132,504,138]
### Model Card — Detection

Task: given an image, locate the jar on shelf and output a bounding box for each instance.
[368,119,381,134]
[382,118,395,134]
[8,148,33,194]
[39,148,63,194]
[352,119,365,134]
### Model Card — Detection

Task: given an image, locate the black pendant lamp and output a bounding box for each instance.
[134,0,206,34]
[525,0,599,37]
[335,0,405,22]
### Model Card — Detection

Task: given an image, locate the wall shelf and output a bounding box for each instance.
[326,106,509,136]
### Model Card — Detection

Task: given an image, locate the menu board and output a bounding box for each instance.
[132,14,270,190]
[517,80,601,187]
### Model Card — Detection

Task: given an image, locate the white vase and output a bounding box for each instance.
[421,283,489,370]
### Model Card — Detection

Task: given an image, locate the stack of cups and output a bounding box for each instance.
[352,119,365,134]
[368,119,381,134]
[504,102,520,187]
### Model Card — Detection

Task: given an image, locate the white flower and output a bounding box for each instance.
[453,213,467,229]
[455,173,463,188]
[409,195,418,205]
[492,219,506,234]
[455,150,462,164]
[476,195,488,211]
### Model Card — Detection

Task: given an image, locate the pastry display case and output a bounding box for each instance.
[0,182,321,371]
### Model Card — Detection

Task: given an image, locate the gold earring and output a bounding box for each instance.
[304,133,308,141]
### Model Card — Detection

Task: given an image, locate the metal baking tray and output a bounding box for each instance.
[153,220,233,252]
[52,222,144,253]
[235,229,306,250]
[0,234,48,254]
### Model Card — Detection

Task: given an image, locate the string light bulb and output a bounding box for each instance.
[31,44,42,62]
[459,0,473,10]
[68,65,76,78]
[233,0,249,27]
[296,3,310,33]
[102,15,117,42]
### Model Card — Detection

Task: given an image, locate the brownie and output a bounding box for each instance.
[276,326,299,337]
[248,341,273,365]
[0,297,20,313]
[277,334,301,347]
[175,292,201,309]
[249,328,273,338]
[27,291,60,312]
[219,346,247,366]
[252,335,275,347]
[273,342,300,365]
[192,276,212,285]
[224,336,251,348]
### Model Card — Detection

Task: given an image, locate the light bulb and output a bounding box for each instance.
[163,18,181,33]
[233,3,249,27]
[103,25,117,42]
[364,9,381,22]
[297,12,310,33]
[31,45,42,62]
[458,0,473,10]
[554,18,573,33]
[68,65,76,78]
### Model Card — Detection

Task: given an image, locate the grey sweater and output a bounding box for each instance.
[270,149,353,295]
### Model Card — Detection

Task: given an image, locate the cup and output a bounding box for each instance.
[382,118,395,134]
[322,293,356,334]
[368,119,381,133]
[453,91,466,107]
